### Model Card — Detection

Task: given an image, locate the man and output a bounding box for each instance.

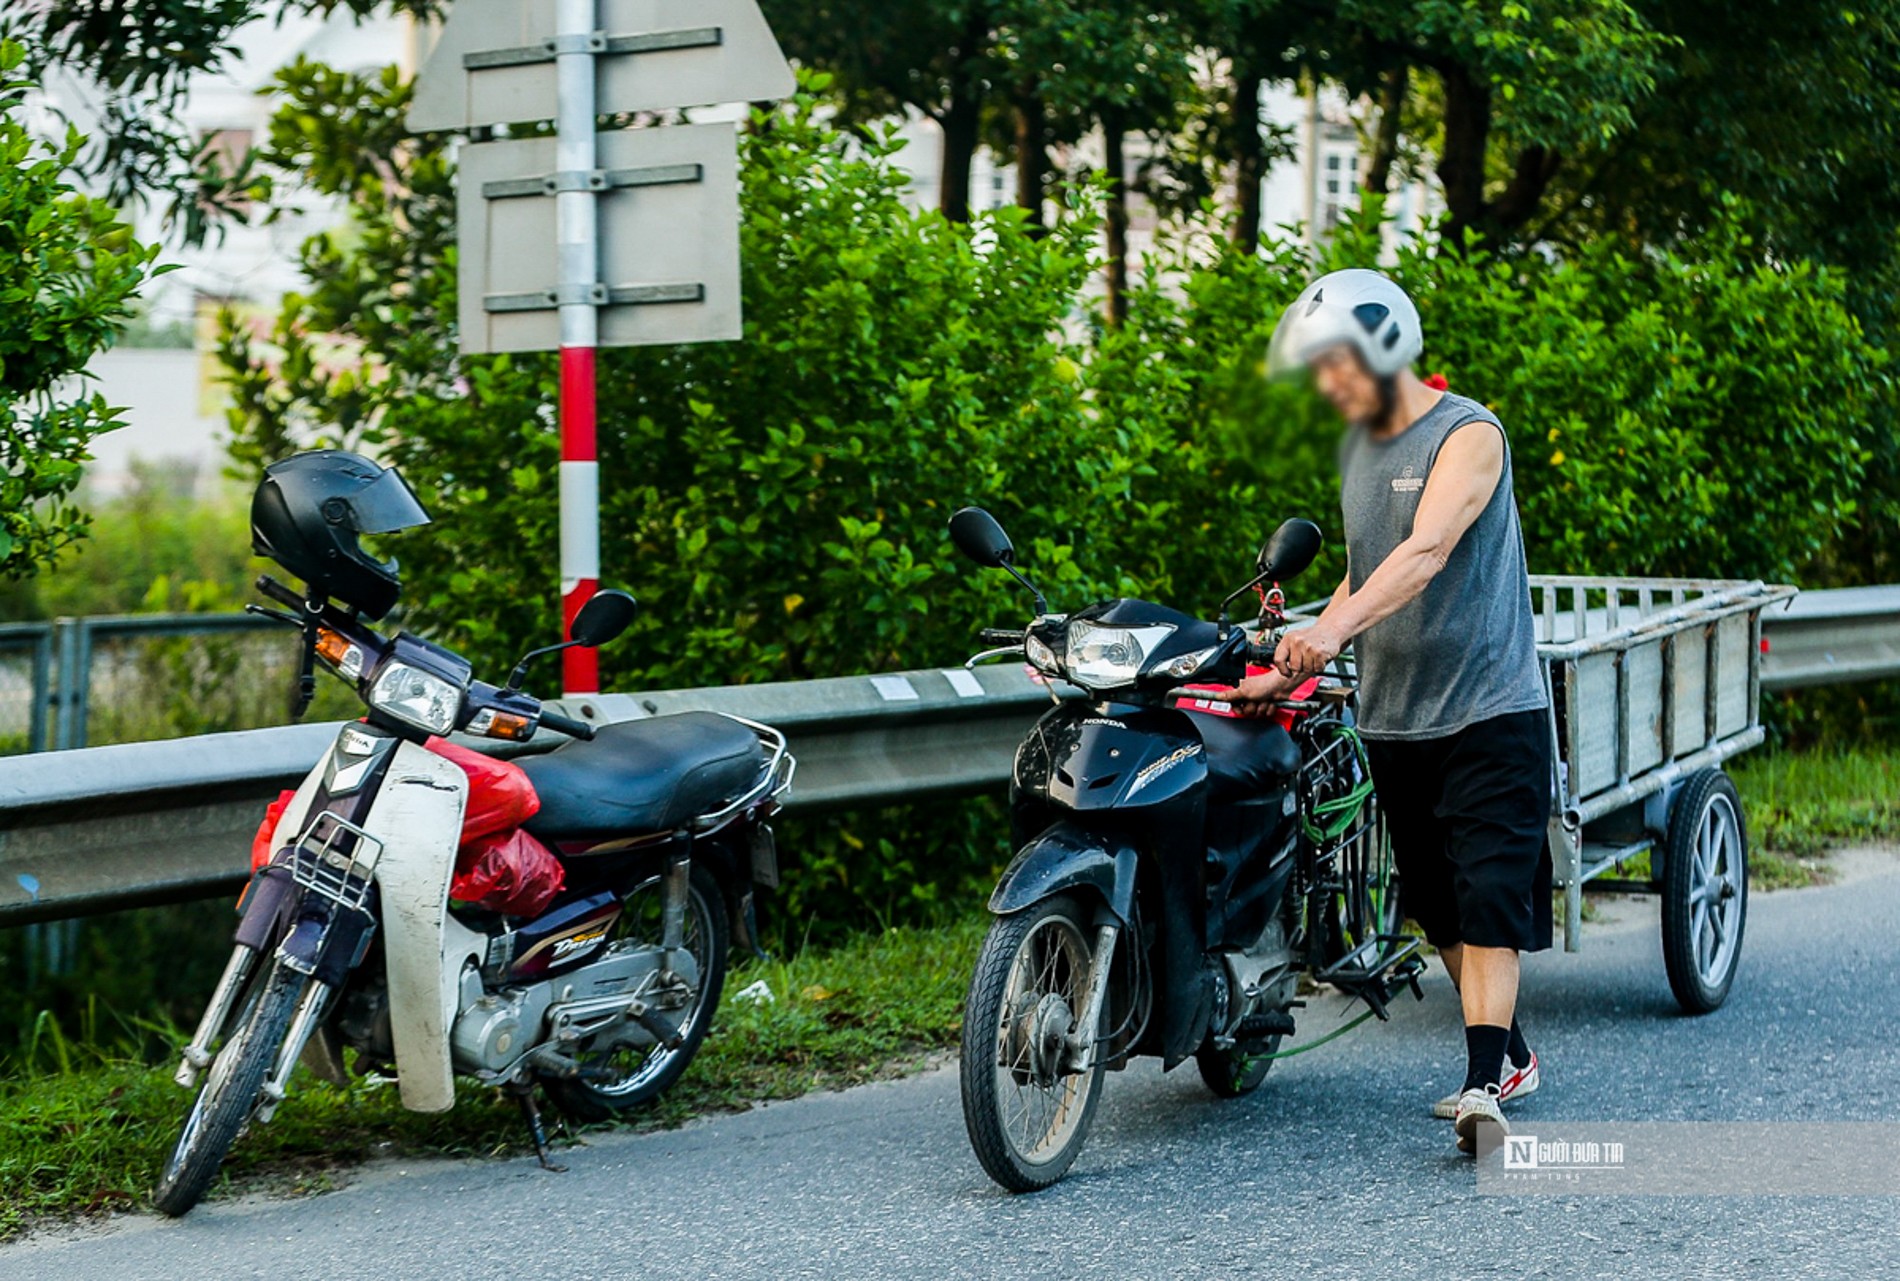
[1225,268,1552,1155]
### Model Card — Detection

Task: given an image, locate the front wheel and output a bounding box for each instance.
[154,959,305,1217]
[959,895,1105,1193]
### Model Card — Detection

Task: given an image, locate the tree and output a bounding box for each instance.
[1001,0,1201,324]
[0,39,163,580]
[1280,0,1674,246]
[5,0,438,243]
[758,0,997,222]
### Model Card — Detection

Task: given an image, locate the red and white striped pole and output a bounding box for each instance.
[555,0,600,695]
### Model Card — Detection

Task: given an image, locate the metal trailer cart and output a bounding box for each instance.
[1530,575,1797,1013]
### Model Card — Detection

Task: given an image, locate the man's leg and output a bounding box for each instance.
[1441,941,1532,1075]
[1457,944,1519,1092]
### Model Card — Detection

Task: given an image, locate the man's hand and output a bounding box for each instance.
[1215,667,1300,717]
[1274,620,1346,680]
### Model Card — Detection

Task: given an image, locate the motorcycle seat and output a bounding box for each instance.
[518,712,768,840]
[1194,713,1301,801]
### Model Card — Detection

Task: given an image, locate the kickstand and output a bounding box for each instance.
[509,1084,566,1173]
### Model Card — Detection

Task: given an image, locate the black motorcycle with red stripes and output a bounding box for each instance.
[946,507,1424,1191]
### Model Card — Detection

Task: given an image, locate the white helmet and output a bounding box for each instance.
[1267,268,1421,379]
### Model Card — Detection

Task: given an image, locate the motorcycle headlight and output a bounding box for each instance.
[1025,632,1058,674]
[1064,622,1177,689]
[1158,644,1221,681]
[367,660,463,736]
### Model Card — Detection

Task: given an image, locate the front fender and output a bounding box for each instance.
[365,741,477,1114]
[989,822,1137,924]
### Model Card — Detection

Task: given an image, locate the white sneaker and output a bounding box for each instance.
[1454,1085,1509,1154]
[1432,1050,1539,1119]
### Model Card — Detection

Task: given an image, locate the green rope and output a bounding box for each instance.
[1300,722,1376,844]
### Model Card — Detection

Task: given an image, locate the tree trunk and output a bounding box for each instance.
[1364,64,1408,195]
[1490,144,1562,234]
[1436,63,1492,245]
[1231,60,1266,253]
[1102,107,1129,329]
[1434,62,1560,245]
[936,6,991,223]
[939,92,980,223]
[1014,84,1047,232]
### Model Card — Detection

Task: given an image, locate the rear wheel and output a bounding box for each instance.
[154,959,305,1217]
[1196,1041,1274,1098]
[544,860,729,1121]
[1661,769,1748,1014]
[959,895,1105,1192]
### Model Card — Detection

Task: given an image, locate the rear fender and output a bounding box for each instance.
[989,822,1137,924]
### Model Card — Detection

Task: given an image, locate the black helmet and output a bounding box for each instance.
[251,450,430,620]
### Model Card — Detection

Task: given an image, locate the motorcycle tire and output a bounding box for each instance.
[960,894,1105,1193]
[545,860,729,1121]
[154,958,305,1217]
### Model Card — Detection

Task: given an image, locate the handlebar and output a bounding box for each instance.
[539,709,597,741]
[978,628,1026,646]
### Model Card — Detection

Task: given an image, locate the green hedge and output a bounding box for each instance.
[218,71,1891,934]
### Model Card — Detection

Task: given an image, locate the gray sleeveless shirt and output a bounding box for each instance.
[1337,391,1547,740]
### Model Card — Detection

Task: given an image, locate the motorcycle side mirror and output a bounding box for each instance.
[949,507,1015,569]
[947,505,1047,613]
[503,588,638,693]
[1258,519,1323,583]
[569,589,638,648]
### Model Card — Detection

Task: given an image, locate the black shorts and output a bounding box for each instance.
[1363,708,1554,953]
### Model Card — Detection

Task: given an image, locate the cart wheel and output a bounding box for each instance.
[1660,768,1748,1014]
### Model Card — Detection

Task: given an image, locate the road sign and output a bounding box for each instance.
[411,0,792,694]
[456,123,740,355]
[408,0,795,132]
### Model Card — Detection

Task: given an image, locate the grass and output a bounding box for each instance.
[1731,746,1900,860]
[0,916,988,1240]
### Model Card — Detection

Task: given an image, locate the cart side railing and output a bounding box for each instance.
[1529,576,1797,949]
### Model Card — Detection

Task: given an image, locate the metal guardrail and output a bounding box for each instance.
[0,663,1064,926]
[1758,585,1900,690]
[0,614,286,755]
[0,585,1895,927]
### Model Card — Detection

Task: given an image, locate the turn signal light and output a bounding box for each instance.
[467,708,534,741]
[314,628,366,680]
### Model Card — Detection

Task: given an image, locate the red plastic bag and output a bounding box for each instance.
[424,738,541,845]
[251,789,299,873]
[450,828,566,917]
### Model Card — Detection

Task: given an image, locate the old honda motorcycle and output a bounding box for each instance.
[948,507,1424,1191]
[157,451,792,1215]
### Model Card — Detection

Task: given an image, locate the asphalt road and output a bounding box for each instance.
[10,849,1900,1281]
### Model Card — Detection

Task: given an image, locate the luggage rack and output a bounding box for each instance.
[692,713,797,833]
[288,811,385,915]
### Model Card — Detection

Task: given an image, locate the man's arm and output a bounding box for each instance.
[1272,422,1505,679]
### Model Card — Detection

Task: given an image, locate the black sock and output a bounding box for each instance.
[1507,1018,1531,1068]
[1463,1023,1511,1093]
